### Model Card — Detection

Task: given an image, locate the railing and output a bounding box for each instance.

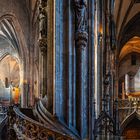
[94,135,124,140]
[12,106,75,140]
[34,100,79,139]
[118,98,140,124]
[0,114,7,132]
[0,106,7,140]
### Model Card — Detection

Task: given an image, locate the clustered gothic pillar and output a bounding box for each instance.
[38,38,47,96]
[38,0,51,111]
[104,0,113,116]
[74,0,88,138]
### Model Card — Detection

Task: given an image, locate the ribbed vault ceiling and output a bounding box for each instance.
[0,19,19,57]
[114,0,140,59]
[114,0,140,38]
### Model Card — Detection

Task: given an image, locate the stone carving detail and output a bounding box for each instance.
[73,1,88,137]
[103,72,112,111]
[93,72,115,138]
[39,0,48,38]
[74,0,88,48]
[38,37,47,55]
[118,99,140,124]
[11,107,74,140]
[38,0,48,54]
[104,72,111,97]
[7,106,17,140]
[74,0,87,31]
[75,31,88,48]
[93,111,115,137]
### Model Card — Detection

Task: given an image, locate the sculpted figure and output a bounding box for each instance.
[74,0,87,31]
[39,0,48,37]
[104,72,111,86]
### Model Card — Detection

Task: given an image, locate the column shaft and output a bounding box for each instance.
[74,0,88,138]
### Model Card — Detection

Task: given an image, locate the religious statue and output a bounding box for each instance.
[104,72,111,97]
[39,0,48,38]
[74,0,87,32]
[104,72,111,86]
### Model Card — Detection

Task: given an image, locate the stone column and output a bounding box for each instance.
[103,72,111,112]
[105,1,111,74]
[129,74,134,93]
[38,0,51,111]
[104,0,112,116]
[74,0,88,138]
[88,0,95,139]
[122,82,125,99]
[38,38,47,96]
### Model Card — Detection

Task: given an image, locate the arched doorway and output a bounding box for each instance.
[122,117,140,139]
[118,36,140,133]
[0,54,20,105]
[118,36,140,99]
[0,16,29,107]
[117,13,140,139]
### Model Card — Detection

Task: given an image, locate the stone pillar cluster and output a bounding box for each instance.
[74,0,88,138]
[38,0,50,110]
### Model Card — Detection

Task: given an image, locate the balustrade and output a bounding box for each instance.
[118,98,140,124]
[10,106,75,140]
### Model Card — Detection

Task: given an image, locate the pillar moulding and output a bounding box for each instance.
[38,37,47,56]
[74,0,88,138]
[75,31,88,49]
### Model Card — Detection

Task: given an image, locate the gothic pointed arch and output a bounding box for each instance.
[0,14,29,63]
[121,110,140,134]
[93,111,115,137]
[0,14,29,107]
[119,36,140,61]
[118,12,140,53]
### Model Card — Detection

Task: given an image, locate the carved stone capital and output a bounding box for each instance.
[38,37,47,55]
[74,0,87,8]
[40,0,48,7]
[75,31,88,48]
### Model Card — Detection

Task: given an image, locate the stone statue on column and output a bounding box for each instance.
[104,72,111,95]
[74,0,87,32]
[74,0,88,48]
[38,0,49,111]
[39,0,48,38]
[73,0,88,137]
[103,72,111,110]
[38,0,48,54]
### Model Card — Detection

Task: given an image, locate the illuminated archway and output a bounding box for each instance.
[0,15,29,107]
[119,36,140,61]
[0,54,20,104]
[0,54,20,85]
